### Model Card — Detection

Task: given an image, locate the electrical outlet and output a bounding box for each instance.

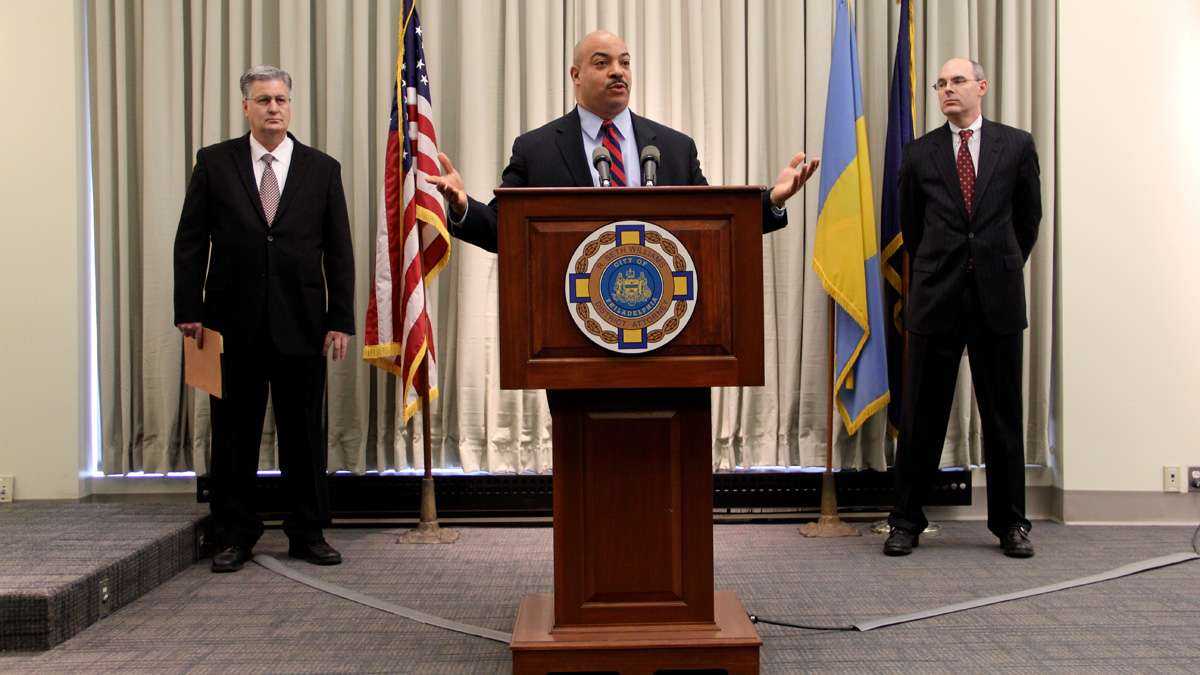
[1188,466,1200,492]
[0,475,13,503]
[1163,466,1182,493]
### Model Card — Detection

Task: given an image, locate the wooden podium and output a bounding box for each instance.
[498,187,765,674]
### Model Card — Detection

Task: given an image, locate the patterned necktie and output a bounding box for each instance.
[600,120,627,186]
[260,153,280,225]
[956,129,975,217]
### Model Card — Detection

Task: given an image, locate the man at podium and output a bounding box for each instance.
[427,30,820,252]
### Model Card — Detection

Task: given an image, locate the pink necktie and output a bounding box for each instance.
[260,154,279,225]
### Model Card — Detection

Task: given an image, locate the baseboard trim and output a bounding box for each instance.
[1061,489,1200,524]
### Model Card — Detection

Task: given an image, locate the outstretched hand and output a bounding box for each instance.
[425,152,469,218]
[769,152,821,208]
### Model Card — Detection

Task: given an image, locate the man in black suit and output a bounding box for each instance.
[885,58,1042,558]
[174,65,355,572]
[427,30,819,251]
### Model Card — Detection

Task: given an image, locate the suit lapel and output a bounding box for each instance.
[231,134,268,228]
[555,108,593,187]
[971,119,1005,217]
[931,123,971,224]
[273,133,309,225]
[630,112,657,185]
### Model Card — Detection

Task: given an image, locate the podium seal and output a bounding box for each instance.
[565,221,697,354]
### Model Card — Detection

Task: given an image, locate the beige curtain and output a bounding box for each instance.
[88,0,1055,476]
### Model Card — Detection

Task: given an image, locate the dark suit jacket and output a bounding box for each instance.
[899,119,1041,335]
[451,107,788,253]
[174,132,355,355]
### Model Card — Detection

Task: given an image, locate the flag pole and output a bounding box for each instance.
[398,353,459,544]
[799,298,860,538]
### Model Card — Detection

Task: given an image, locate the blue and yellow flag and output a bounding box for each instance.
[881,0,916,435]
[813,0,890,435]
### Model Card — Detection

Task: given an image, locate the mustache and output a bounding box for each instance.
[607,79,628,88]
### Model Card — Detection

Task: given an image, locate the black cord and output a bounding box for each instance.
[748,613,856,632]
[1192,521,1199,555]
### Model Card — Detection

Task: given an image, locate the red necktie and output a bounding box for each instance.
[600,119,627,186]
[957,129,975,217]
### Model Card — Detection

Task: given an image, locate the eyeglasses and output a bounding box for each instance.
[932,76,978,91]
[247,95,291,106]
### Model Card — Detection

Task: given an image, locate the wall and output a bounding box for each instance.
[1057,0,1200,491]
[1058,0,1200,517]
[0,0,90,499]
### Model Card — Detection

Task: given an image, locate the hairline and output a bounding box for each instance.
[941,58,987,82]
[239,65,293,99]
[571,31,629,68]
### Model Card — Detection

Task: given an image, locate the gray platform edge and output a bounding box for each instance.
[0,516,209,651]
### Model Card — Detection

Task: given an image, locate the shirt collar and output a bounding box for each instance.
[948,115,983,136]
[249,133,294,164]
[578,105,634,143]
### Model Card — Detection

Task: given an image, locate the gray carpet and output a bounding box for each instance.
[2,520,1199,673]
[0,502,207,651]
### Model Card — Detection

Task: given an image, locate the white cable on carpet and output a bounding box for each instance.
[853,551,1200,631]
[258,538,1200,640]
[253,554,513,644]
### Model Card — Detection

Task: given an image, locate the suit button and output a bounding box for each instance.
[966,258,975,271]
[967,232,974,239]
[266,235,274,242]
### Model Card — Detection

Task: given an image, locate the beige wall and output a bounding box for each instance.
[1059,0,1200,492]
[0,0,89,499]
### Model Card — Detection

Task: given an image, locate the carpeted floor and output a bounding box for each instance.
[2,521,1199,673]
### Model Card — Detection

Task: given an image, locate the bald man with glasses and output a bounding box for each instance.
[885,58,1042,559]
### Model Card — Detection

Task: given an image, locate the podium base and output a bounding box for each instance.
[510,591,761,674]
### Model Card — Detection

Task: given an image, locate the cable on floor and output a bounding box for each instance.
[753,522,1200,633]
[256,520,1200,641]
[253,554,513,644]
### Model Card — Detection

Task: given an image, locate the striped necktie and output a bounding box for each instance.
[600,120,626,186]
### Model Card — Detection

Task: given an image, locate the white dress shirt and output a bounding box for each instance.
[249,133,295,194]
[948,115,982,175]
[578,105,642,187]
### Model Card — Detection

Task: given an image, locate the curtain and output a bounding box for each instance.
[88,0,1055,475]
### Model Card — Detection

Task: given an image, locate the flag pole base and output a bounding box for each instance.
[397,520,460,544]
[799,515,860,538]
[799,469,861,537]
[397,476,459,544]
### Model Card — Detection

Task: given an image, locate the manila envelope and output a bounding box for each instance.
[184,328,223,398]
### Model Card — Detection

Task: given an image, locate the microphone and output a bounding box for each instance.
[640,145,660,187]
[592,145,614,187]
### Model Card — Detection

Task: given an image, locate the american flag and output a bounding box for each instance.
[363,0,451,422]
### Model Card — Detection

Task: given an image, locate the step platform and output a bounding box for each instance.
[0,502,208,651]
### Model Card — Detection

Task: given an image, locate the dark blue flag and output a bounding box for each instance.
[880,0,916,436]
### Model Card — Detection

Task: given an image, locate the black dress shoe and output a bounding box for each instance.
[211,545,251,573]
[288,539,343,566]
[883,528,919,556]
[1000,527,1034,558]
